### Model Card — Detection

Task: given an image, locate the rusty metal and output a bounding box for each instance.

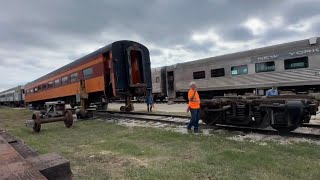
[26,110,73,132]
[120,96,134,112]
[32,113,41,132]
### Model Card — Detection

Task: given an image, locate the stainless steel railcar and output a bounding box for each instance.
[0,86,25,106]
[152,37,320,99]
[151,67,167,101]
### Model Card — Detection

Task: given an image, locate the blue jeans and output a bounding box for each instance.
[187,108,200,130]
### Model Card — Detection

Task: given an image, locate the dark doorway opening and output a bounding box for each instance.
[130,50,144,84]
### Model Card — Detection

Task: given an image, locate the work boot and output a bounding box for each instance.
[187,129,192,133]
[194,129,203,133]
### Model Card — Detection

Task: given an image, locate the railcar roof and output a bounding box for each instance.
[177,37,320,67]
[25,43,113,87]
[0,85,22,94]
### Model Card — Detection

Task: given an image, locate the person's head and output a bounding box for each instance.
[272,86,277,90]
[189,81,197,90]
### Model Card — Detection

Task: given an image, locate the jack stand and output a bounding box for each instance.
[120,96,134,111]
[76,80,93,119]
[100,96,108,110]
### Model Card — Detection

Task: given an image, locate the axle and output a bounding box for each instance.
[25,110,73,133]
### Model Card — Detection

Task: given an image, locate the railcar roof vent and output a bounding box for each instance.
[309,37,317,45]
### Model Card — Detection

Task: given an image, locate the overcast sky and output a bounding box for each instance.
[0,0,319,91]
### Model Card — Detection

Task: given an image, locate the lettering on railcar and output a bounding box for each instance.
[253,47,320,62]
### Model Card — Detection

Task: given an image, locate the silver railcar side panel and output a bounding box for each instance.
[175,54,320,92]
[151,67,162,93]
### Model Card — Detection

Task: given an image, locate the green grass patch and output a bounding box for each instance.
[0,107,320,179]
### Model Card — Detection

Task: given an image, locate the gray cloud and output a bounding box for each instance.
[219,26,254,41]
[0,0,319,91]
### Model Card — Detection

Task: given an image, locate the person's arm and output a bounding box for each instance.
[189,89,197,101]
[186,106,190,112]
[266,90,270,97]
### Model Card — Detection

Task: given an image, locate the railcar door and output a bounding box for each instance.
[161,67,167,97]
[167,71,175,99]
[111,43,129,95]
[127,47,145,86]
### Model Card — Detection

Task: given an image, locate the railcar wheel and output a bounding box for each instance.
[64,110,73,128]
[271,125,300,133]
[270,112,301,133]
[120,106,126,112]
[32,113,41,133]
[126,104,134,112]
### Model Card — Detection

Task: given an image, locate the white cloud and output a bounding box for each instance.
[271,16,284,27]
[191,29,220,44]
[243,18,267,36]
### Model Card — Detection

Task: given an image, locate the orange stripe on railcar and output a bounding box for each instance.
[25,75,105,103]
[25,57,106,103]
[25,82,80,102]
[25,55,104,90]
[85,76,105,93]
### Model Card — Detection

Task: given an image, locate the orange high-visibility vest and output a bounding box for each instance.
[188,89,200,109]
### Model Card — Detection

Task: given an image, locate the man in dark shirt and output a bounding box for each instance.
[266,86,279,97]
[146,92,154,112]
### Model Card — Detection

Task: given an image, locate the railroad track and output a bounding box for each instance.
[95,110,191,126]
[301,123,320,129]
[110,100,187,104]
[94,110,320,139]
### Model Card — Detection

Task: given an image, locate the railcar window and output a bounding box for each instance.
[83,68,93,79]
[255,61,275,73]
[155,77,160,83]
[193,71,206,79]
[38,86,42,91]
[31,89,34,93]
[70,73,78,83]
[284,56,309,70]
[34,87,38,92]
[42,84,47,90]
[54,79,60,87]
[231,65,248,76]
[48,82,54,88]
[211,68,225,77]
[62,76,69,85]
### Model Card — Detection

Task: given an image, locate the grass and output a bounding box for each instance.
[1,107,320,179]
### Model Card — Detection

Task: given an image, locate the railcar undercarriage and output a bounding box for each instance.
[200,95,319,132]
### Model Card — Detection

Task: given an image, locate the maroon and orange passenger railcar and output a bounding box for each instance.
[25,40,152,109]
